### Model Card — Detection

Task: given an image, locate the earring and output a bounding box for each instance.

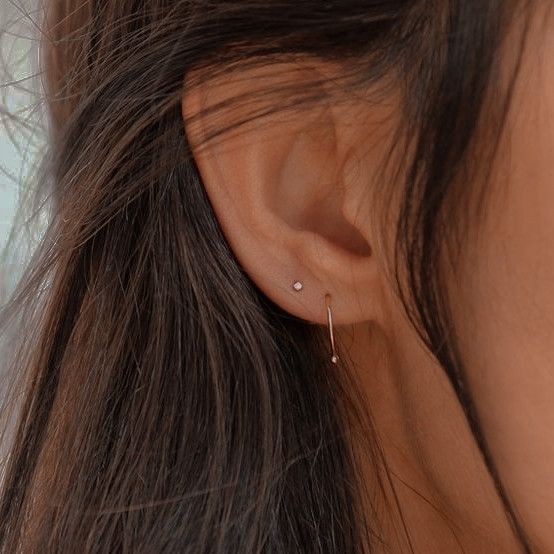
[324,293,339,364]
[292,280,304,292]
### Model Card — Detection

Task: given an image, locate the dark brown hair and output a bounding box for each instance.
[0,0,539,552]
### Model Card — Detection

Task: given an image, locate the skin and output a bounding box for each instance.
[182,5,554,552]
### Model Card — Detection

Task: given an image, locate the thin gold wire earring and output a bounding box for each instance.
[324,293,339,364]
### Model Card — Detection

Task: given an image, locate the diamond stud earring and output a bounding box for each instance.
[292,281,304,292]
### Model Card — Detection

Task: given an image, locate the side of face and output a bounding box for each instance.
[181,4,554,549]
[450,4,554,550]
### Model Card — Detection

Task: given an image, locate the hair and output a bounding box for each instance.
[0,0,541,552]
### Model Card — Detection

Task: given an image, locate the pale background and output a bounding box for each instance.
[1,0,44,301]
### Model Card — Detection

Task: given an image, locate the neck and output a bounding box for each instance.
[339,311,521,553]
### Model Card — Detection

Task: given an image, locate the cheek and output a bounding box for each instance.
[452,8,554,548]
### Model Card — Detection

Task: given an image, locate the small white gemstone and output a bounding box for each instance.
[292,281,303,291]
[331,354,339,364]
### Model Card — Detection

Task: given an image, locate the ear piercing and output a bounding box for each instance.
[292,281,304,292]
[291,280,339,365]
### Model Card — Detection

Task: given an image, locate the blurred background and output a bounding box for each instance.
[1,0,45,302]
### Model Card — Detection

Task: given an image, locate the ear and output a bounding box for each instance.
[181,60,391,326]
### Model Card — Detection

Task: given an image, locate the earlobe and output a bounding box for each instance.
[181,60,384,327]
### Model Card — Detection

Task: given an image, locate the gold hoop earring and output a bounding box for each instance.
[325,293,339,364]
